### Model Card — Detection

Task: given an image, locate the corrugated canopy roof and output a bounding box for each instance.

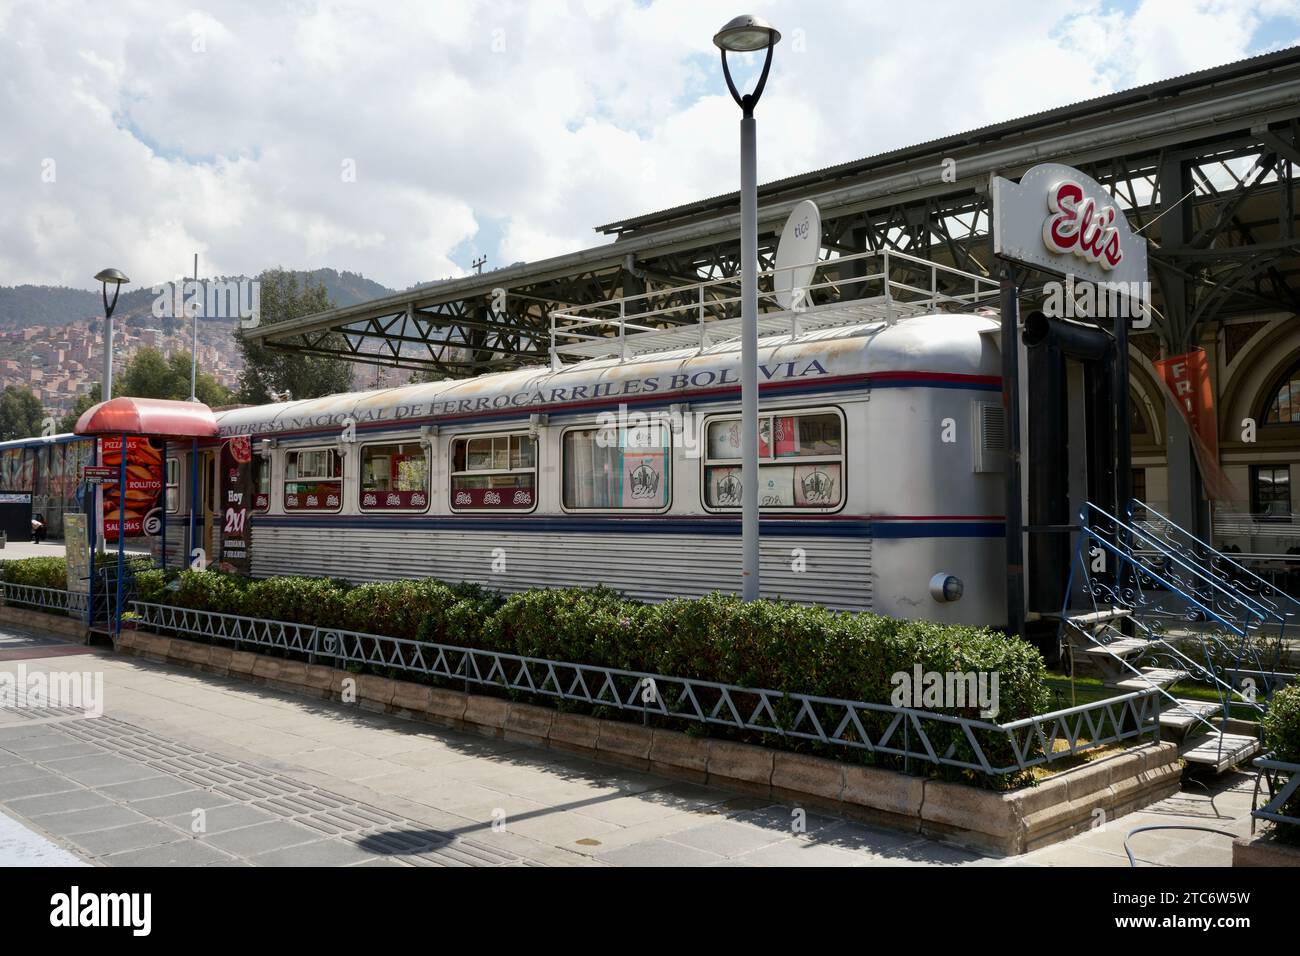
[74,397,221,439]
[595,44,1300,237]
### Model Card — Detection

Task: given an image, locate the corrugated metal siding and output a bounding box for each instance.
[249,526,871,610]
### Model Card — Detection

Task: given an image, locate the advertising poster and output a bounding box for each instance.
[218,437,255,575]
[100,436,163,541]
[64,513,89,617]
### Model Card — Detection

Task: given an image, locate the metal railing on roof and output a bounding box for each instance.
[548,247,1000,366]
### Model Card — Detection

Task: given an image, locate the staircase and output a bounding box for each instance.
[1058,500,1294,773]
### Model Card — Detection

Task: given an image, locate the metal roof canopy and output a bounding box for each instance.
[74,397,221,439]
[244,45,1300,375]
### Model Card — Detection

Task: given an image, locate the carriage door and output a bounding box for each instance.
[201,449,220,562]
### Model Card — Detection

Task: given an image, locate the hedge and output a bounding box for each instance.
[1261,684,1300,837]
[7,558,1054,786]
[0,556,68,590]
[1263,684,1300,764]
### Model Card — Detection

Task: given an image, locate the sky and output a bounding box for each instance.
[2,0,1299,293]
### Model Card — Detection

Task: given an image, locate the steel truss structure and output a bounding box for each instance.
[130,600,1165,777]
[243,49,1300,376]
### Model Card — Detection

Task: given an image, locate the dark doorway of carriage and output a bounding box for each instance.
[1021,312,1132,661]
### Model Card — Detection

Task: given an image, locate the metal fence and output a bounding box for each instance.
[130,600,1165,778]
[1252,755,1300,831]
[0,581,87,616]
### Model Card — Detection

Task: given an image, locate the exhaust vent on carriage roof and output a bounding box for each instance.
[973,400,1006,474]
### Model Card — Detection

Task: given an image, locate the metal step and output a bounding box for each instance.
[1066,608,1133,628]
[1158,698,1222,733]
[1107,667,1188,692]
[1180,732,1260,773]
[1080,637,1149,658]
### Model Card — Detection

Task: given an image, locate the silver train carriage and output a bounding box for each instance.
[0,311,1008,625]
[199,311,1006,625]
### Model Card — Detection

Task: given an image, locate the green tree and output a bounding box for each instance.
[237,269,354,403]
[164,351,236,407]
[0,386,47,440]
[58,385,100,434]
[116,346,236,406]
[117,346,173,399]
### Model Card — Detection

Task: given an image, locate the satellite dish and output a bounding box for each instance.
[773,199,821,310]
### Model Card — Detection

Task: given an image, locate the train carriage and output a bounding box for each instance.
[150,308,1007,625]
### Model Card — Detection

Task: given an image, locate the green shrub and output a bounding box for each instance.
[340,579,458,640]
[242,576,347,626]
[485,586,650,669]
[0,556,68,589]
[134,569,175,605]
[1263,684,1300,764]
[172,569,250,615]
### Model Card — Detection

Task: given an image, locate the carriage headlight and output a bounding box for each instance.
[929,573,964,603]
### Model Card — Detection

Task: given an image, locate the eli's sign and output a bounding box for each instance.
[991,163,1149,289]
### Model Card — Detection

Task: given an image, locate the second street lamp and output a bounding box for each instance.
[714,14,780,601]
[94,267,129,401]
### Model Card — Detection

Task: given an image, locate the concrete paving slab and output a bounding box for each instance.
[35,803,151,836]
[252,838,376,867]
[70,821,187,855]
[103,839,239,867]
[597,839,724,867]
[200,820,322,855]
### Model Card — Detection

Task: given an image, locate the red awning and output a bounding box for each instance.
[74,397,220,439]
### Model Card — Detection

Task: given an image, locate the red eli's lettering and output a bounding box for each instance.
[1042,180,1124,270]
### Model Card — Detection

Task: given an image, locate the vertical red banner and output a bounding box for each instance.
[218,437,255,575]
[1153,348,1217,459]
[1153,348,1236,500]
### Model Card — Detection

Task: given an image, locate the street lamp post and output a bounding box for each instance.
[92,268,128,558]
[714,14,780,601]
[94,268,130,401]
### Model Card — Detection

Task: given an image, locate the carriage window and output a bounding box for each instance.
[283,447,342,512]
[562,423,669,510]
[361,441,429,511]
[253,455,270,513]
[165,457,180,513]
[703,410,843,510]
[451,433,536,510]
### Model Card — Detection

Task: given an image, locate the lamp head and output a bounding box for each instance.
[94,268,130,286]
[713,14,780,53]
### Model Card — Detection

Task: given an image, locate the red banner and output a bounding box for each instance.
[1153,348,1235,501]
[100,436,163,540]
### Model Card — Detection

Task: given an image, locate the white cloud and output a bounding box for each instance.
[1,0,1296,292]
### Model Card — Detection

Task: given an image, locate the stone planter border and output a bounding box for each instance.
[0,602,89,641]
[1232,831,1300,866]
[112,626,1184,855]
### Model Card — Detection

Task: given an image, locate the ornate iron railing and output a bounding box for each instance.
[1067,502,1279,719]
[131,600,1164,778]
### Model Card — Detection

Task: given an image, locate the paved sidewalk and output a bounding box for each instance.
[0,622,1263,867]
